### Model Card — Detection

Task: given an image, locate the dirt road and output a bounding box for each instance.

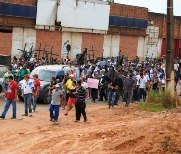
[0,99,181,154]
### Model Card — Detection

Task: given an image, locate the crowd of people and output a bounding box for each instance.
[0,55,181,124]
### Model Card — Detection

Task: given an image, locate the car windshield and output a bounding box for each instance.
[30,69,56,82]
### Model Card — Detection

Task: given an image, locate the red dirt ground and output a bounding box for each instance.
[0,101,181,154]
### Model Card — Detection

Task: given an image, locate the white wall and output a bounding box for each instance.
[11,28,36,58]
[146,38,162,58]
[103,35,111,58]
[137,26,163,59]
[103,35,120,58]
[23,28,36,53]
[137,37,163,59]
[12,28,24,57]
[137,37,146,58]
[61,32,82,60]
[111,35,120,57]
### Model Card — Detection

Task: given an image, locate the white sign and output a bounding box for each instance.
[57,0,110,31]
[36,0,57,26]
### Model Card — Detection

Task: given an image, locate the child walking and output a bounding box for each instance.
[75,80,87,122]
[64,81,76,115]
[49,84,63,124]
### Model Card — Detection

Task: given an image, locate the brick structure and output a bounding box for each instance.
[148,12,181,39]
[36,30,62,58]
[109,3,148,38]
[82,33,104,58]
[0,0,36,5]
[0,16,35,28]
[120,35,138,59]
[0,1,180,59]
[0,32,12,55]
[110,3,148,19]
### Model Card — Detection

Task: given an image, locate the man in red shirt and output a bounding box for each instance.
[32,74,40,111]
[0,76,18,119]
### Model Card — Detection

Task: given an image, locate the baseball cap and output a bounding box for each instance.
[33,74,38,78]
[24,74,30,79]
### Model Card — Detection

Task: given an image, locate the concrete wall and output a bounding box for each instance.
[103,35,120,58]
[61,32,82,60]
[11,28,36,58]
[137,37,163,59]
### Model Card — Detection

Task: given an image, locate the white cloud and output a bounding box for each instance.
[115,0,181,16]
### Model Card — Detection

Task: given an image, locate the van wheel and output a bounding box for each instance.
[43,88,50,104]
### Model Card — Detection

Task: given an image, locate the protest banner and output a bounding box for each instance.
[87,78,99,89]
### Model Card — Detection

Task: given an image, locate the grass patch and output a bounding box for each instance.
[139,90,176,112]
[139,103,165,112]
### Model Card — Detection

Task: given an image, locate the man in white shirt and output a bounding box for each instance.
[174,62,179,72]
[138,72,147,102]
[21,74,34,116]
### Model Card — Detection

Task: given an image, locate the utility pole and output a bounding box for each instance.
[166,0,174,91]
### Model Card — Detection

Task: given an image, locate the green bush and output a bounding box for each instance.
[139,90,176,112]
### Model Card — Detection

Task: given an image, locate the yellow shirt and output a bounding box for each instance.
[65,79,73,93]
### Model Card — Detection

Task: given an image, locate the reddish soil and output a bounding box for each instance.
[0,101,181,154]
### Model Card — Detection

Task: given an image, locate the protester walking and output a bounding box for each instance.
[0,76,18,119]
[19,64,29,81]
[21,74,34,116]
[3,67,14,91]
[91,71,99,103]
[47,77,57,103]
[49,84,63,124]
[32,74,40,112]
[108,79,118,109]
[98,70,108,102]
[124,74,136,107]
[75,80,87,122]
[64,81,76,116]
[138,72,147,102]
[65,74,74,105]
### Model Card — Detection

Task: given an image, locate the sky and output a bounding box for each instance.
[115,0,181,16]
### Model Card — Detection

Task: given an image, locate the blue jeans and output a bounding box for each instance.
[115,91,121,104]
[49,104,60,121]
[33,95,38,111]
[108,90,117,106]
[1,99,16,117]
[135,86,140,101]
[124,91,132,105]
[24,94,33,114]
